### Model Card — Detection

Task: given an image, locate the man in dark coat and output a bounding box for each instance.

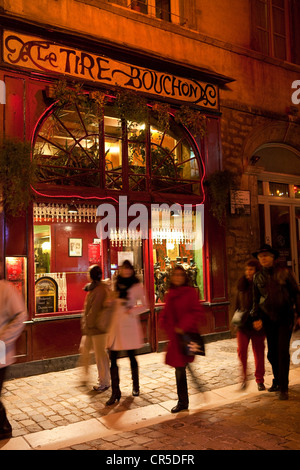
[251,244,300,400]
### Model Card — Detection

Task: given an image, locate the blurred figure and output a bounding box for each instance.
[160,265,206,413]
[106,260,148,406]
[251,244,300,400]
[79,265,111,392]
[0,280,27,440]
[234,259,266,391]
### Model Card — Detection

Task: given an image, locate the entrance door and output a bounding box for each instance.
[295,207,300,283]
[270,204,292,268]
[261,202,300,283]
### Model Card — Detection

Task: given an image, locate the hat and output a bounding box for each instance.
[252,244,279,260]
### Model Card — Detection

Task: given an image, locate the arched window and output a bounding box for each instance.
[33,99,204,198]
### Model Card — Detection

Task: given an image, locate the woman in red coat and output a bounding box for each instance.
[160,265,206,413]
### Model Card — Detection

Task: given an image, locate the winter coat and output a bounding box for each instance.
[0,280,27,368]
[107,283,148,351]
[160,285,206,368]
[81,281,110,336]
[251,266,300,325]
[235,275,264,335]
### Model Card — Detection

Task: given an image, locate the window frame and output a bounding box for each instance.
[251,0,292,61]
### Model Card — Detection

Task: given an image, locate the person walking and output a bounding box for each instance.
[79,265,111,392]
[0,280,27,440]
[234,259,266,391]
[106,260,148,406]
[251,244,300,400]
[159,265,206,413]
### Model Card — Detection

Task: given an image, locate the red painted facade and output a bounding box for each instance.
[0,20,231,368]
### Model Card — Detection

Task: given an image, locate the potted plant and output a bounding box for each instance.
[205,169,238,224]
[0,138,36,216]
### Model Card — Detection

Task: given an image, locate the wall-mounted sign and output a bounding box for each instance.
[35,276,58,314]
[3,30,218,110]
[230,190,251,215]
[88,243,101,264]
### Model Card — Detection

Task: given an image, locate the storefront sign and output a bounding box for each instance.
[3,30,218,110]
[35,276,58,314]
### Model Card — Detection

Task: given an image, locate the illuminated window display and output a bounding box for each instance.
[32,99,204,317]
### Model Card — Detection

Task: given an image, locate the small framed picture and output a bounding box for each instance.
[69,238,82,257]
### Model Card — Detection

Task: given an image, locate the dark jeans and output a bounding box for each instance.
[264,318,293,392]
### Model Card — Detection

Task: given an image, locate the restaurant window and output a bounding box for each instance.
[33,99,203,197]
[269,181,289,197]
[152,208,204,302]
[33,205,100,315]
[32,94,204,314]
[251,0,291,61]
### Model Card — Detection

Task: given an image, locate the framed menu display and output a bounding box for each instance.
[5,256,27,302]
[35,276,58,314]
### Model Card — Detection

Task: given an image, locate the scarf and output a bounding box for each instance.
[116,275,139,299]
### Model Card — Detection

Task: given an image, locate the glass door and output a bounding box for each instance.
[295,207,300,282]
[270,204,292,268]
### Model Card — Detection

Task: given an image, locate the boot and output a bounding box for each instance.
[131,364,139,396]
[172,367,188,413]
[106,367,121,406]
[0,402,12,440]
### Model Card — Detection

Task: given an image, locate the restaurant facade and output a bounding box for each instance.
[0,5,233,370]
[1,0,300,372]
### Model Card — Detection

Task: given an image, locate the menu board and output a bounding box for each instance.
[35,277,58,314]
[88,243,101,264]
[5,256,27,301]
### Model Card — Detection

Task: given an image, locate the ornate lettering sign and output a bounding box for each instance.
[3,31,218,110]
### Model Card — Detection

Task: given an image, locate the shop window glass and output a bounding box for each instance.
[269,181,289,197]
[33,101,203,198]
[294,185,300,199]
[105,116,123,190]
[33,205,100,315]
[152,208,204,302]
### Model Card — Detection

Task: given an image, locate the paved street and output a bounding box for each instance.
[0,332,299,451]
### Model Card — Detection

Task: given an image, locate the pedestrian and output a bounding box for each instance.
[233,259,266,391]
[106,260,148,406]
[79,265,111,392]
[159,265,206,413]
[251,244,300,400]
[0,280,27,440]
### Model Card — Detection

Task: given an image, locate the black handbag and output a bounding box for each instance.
[178,332,205,356]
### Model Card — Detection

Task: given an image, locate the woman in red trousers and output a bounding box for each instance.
[234,259,266,391]
[160,265,206,413]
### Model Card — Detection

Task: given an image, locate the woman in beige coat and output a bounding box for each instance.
[79,265,111,392]
[106,260,148,405]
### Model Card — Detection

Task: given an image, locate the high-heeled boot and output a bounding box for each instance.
[106,367,121,405]
[131,365,139,396]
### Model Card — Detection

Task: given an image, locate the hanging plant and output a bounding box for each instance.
[89,90,108,123]
[174,105,207,138]
[0,138,36,216]
[52,79,87,107]
[204,170,238,224]
[112,88,148,126]
[151,102,170,131]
